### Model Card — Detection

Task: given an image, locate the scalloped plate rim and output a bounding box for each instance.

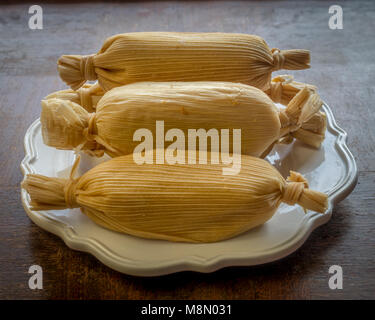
[20,102,358,276]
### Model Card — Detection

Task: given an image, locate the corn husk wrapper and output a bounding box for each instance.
[57,32,310,91]
[45,83,104,113]
[288,111,326,148]
[265,75,317,106]
[46,75,314,111]
[41,81,323,158]
[45,76,326,148]
[22,153,328,243]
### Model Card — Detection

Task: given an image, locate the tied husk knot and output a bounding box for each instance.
[271,48,286,71]
[282,171,309,206]
[58,54,97,91]
[80,54,97,81]
[22,156,81,211]
[63,156,81,209]
[281,170,328,213]
[271,48,310,72]
[82,113,98,142]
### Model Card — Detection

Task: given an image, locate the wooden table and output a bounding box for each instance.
[0,0,374,299]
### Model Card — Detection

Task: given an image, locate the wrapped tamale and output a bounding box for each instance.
[46,75,315,112]
[41,81,323,158]
[45,76,326,149]
[57,32,310,91]
[22,153,328,243]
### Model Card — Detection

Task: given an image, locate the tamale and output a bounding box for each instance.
[41,81,323,158]
[46,75,314,111]
[22,153,328,243]
[57,32,310,91]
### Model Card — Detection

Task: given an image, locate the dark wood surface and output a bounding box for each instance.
[0,0,374,299]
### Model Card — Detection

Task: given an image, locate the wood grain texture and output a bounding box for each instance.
[0,0,374,299]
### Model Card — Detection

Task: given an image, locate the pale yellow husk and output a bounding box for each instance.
[45,76,326,148]
[40,81,323,158]
[45,75,314,112]
[45,83,104,113]
[290,111,327,148]
[265,74,317,106]
[57,32,310,91]
[21,153,328,243]
[267,76,326,147]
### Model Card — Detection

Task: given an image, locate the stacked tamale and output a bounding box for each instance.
[22,32,328,243]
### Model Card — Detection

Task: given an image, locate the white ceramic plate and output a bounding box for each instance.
[20,103,358,276]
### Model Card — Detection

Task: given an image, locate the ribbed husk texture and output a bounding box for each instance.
[45,76,326,148]
[290,111,326,148]
[57,32,310,91]
[40,81,323,158]
[46,75,314,112]
[21,153,328,243]
[265,75,317,106]
[45,83,104,113]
